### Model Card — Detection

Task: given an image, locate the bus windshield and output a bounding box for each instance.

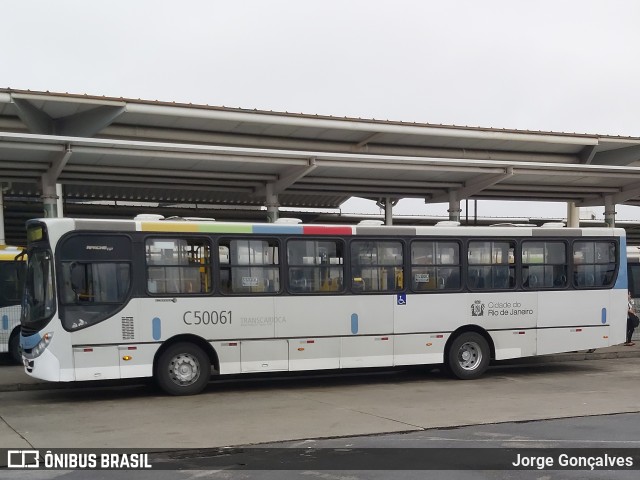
[21,248,56,331]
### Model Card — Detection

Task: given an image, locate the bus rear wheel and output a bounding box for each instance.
[156,342,211,395]
[446,332,490,380]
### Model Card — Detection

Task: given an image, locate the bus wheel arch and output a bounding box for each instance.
[8,327,22,365]
[153,335,219,395]
[444,326,494,380]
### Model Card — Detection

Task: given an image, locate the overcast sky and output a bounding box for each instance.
[2,0,640,220]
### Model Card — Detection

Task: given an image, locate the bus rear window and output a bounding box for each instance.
[573,241,616,288]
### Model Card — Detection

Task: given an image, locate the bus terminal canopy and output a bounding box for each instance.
[2,88,640,243]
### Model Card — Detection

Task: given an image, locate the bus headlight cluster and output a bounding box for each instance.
[23,333,53,359]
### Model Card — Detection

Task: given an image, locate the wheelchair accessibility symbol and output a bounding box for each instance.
[397,293,406,305]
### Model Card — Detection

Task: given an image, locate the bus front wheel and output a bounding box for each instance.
[446,332,490,380]
[156,342,211,395]
[8,330,22,365]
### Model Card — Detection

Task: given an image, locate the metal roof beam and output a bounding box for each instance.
[300,177,460,188]
[64,165,276,182]
[589,145,640,166]
[60,172,261,189]
[427,167,514,204]
[579,145,598,164]
[489,184,619,193]
[56,105,126,137]
[61,178,254,194]
[103,125,579,163]
[254,157,318,196]
[13,98,54,134]
[42,145,72,185]
[12,98,125,137]
[0,132,629,173]
[124,102,600,147]
[577,180,640,207]
[477,191,603,200]
[355,132,384,148]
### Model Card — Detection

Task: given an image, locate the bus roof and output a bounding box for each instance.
[30,217,627,239]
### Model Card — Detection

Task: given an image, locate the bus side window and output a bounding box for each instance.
[573,241,616,288]
[350,241,403,293]
[468,241,515,290]
[145,238,212,295]
[410,241,460,292]
[219,238,280,294]
[286,240,344,294]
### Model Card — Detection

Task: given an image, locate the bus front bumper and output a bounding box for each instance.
[23,348,62,382]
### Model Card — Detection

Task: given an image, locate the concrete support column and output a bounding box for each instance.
[448,191,461,223]
[41,144,72,219]
[567,202,580,228]
[41,177,58,218]
[56,183,64,218]
[376,198,397,225]
[0,185,5,245]
[604,195,616,228]
[384,197,393,226]
[265,183,279,223]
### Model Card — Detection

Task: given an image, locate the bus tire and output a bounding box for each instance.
[446,332,490,380]
[156,342,211,396]
[8,330,22,365]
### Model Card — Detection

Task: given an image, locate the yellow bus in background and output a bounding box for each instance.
[1,246,26,363]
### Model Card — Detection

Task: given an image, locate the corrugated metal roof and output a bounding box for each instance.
[3,87,638,140]
[2,88,640,245]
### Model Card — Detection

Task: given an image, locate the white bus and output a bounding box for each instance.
[627,246,640,297]
[626,246,640,342]
[1,246,26,364]
[20,217,627,395]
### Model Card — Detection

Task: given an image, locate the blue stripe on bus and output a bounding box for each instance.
[615,235,628,290]
[1,315,7,331]
[152,317,162,341]
[601,308,607,324]
[253,225,304,235]
[351,313,358,334]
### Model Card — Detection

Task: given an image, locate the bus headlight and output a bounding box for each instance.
[23,332,53,359]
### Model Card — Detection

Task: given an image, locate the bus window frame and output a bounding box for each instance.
[143,234,213,297]
[285,237,346,296]
[466,238,517,292]
[408,238,463,293]
[571,238,619,290]
[520,239,570,291]
[348,237,407,294]
[217,236,283,296]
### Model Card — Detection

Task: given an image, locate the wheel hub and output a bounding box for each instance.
[169,353,200,385]
[458,341,482,371]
